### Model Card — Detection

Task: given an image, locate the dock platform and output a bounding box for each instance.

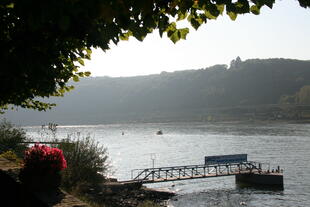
[124,154,283,188]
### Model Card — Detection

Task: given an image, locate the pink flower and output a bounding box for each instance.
[23,143,67,172]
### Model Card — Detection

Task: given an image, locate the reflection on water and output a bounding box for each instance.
[24,122,310,207]
[171,189,251,207]
[170,187,286,207]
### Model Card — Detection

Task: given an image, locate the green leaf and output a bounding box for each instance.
[78,58,84,66]
[131,26,147,41]
[250,5,260,15]
[86,48,92,55]
[190,18,201,30]
[58,88,65,94]
[120,32,131,41]
[168,31,180,44]
[179,28,189,40]
[265,1,275,9]
[177,12,187,21]
[6,3,14,8]
[73,75,79,82]
[165,22,177,32]
[84,71,91,77]
[205,10,217,19]
[227,11,237,20]
[167,27,189,44]
[85,48,92,59]
[73,67,79,72]
[77,72,85,77]
[187,14,193,22]
[234,0,250,13]
[216,4,225,14]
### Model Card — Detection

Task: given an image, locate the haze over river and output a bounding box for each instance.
[24,122,310,207]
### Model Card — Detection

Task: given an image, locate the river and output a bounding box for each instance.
[24,122,310,207]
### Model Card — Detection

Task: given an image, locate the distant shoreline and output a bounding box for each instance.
[19,118,310,128]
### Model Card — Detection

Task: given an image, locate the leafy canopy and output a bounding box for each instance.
[0,0,309,111]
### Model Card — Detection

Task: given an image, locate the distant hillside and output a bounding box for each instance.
[3,58,310,125]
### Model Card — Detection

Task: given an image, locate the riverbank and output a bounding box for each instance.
[77,181,175,207]
[0,157,175,207]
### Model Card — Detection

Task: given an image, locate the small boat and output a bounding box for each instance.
[156,130,163,135]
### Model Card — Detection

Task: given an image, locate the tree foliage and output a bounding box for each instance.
[295,85,310,104]
[281,85,310,105]
[1,0,309,111]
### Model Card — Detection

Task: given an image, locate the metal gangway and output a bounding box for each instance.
[130,161,268,184]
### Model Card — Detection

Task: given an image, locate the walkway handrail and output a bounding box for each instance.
[19,141,73,145]
[131,161,265,183]
[132,162,250,173]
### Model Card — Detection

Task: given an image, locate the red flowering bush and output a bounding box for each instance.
[23,143,67,174]
[19,143,67,191]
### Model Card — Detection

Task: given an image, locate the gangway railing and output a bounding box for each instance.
[130,161,266,184]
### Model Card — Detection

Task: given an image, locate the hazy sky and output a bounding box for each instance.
[81,0,310,77]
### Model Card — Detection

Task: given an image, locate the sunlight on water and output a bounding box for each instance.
[24,122,310,207]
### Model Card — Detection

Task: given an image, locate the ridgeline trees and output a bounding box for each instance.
[4,58,310,125]
[1,0,309,112]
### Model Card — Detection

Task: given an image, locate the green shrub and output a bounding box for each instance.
[0,119,29,157]
[53,136,109,191]
[0,150,22,164]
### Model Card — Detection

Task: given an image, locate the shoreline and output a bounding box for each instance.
[20,118,310,128]
[81,181,176,207]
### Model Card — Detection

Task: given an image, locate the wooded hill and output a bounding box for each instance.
[3,58,310,125]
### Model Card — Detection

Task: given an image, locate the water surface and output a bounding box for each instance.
[24,122,310,207]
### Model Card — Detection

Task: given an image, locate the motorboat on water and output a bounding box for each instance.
[156,130,163,135]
